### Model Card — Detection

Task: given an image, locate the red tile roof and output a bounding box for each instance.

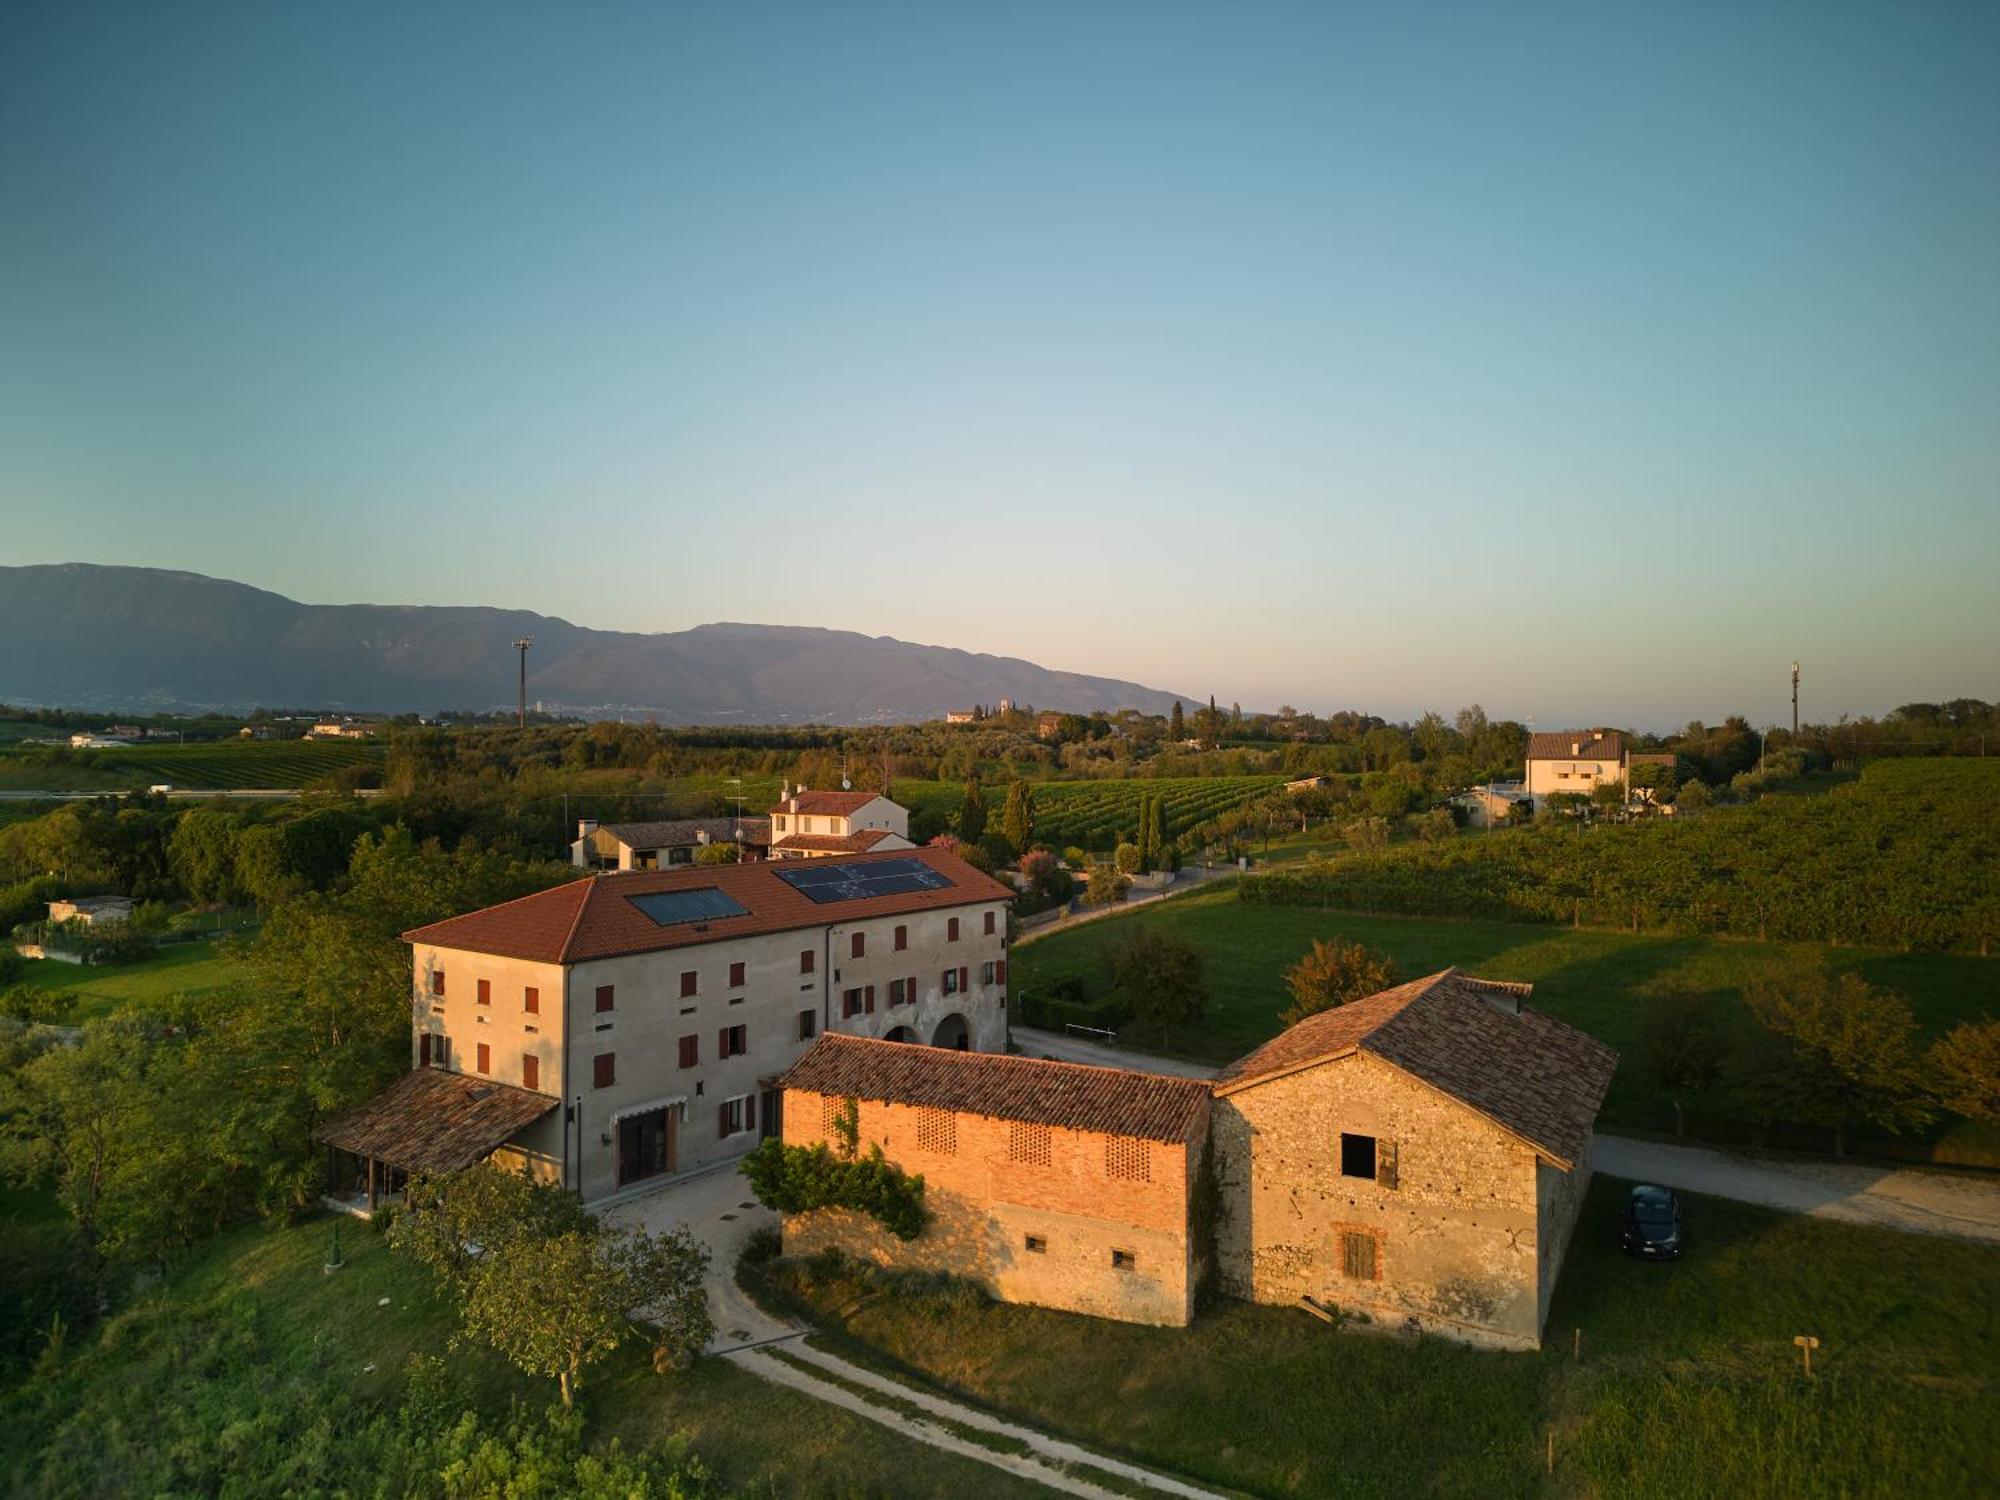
[403,846,1012,965]
[1526,729,1627,761]
[314,1068,557,1173]
[769,828,903,855]
[779,1034,1211,1143]
[768,790,882,816]
[1215,970,1617,1168]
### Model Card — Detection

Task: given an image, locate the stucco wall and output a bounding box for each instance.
[780,1089,1204,1326]
[1212,1052,1548,1349]
[412,896,1009,1202]
[1525,756,1622,798]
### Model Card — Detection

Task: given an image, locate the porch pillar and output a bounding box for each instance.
[367,1156,378,1214]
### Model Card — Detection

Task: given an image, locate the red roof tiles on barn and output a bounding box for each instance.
[1215,969,1617,1168]
[779,1034,1212,1143]
[402,846,1012,965]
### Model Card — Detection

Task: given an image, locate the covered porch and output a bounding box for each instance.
[314,1067,559,1218]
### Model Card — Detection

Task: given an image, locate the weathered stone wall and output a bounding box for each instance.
[781,1089,1204,1326]
[1211,1052,1548,1349]
[1536,1135,1591,1330]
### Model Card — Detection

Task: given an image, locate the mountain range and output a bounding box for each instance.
[0,564,1192,722]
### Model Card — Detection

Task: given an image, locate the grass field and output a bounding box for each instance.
[752,1177,2000,1499]
[0,1207,1047,1499]
[1011,884,2000,1154]
[0,739,383,792]
[10,939,242,1021]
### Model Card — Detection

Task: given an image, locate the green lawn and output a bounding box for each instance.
[0,1211,1050,1499]
[11,938,243,1021]
[750,1178,2000,1500]
[1012,884,2000,1156]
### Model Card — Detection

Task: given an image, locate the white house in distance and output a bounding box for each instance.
[46,895,135,927]
[312,845,1013,1209]
[572,817,774,870]
[1525,730,1677,811]
[768,786,913,860]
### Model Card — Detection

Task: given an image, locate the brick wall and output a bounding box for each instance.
[1212,1051,1553,1349]
[781,1088,1207,1326]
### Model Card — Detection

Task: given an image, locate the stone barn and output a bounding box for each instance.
[1209,969,1617,1349]
[776,1034,1213,1326]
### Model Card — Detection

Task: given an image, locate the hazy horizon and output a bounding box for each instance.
[4,3,1995,728]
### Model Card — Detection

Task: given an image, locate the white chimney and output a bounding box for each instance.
[1571,741,1580,756]
[578,819,598,838]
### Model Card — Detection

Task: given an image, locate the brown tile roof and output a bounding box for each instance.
[769,828,903,855]
[1215,970,1617,1168]
[1527,729,1627,762]
[403,845,1013,965]
[768,790,882,816]
[594,817,772,850]
[779,1034,1211,1143]
[314,1068,557,1174]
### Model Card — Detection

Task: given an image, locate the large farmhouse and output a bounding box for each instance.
[767,787,914,860]
[773,968,1615,1349]
[315,846,1012,1209]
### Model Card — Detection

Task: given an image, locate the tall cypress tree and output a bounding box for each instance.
[1147,794,1167,868]
[959,778,988,842]
[1170,701,1185,741]
[1002,780,1034,852]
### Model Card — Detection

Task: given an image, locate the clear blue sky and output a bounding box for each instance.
[2,1,1994,728]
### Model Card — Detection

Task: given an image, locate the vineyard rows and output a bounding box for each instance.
[1029,777,1286,849]
[0,740,383,791]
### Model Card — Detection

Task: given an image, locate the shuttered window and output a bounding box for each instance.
[523,986,539,1015]
[522,1055,539,1090]
[593,1052,615,1088]
[475,1042,491,1074]
[679,1035,699,1069]
[476,979,491,1006]
[680,971,698,998]
[1341,1231,1380,1281]
[595,984,615,1013]
[729,962,745,987]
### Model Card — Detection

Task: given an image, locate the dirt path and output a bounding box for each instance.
[1592,1135,2000,1244]
[606,1159,1229,1497]
[1014,1027,2000,1243]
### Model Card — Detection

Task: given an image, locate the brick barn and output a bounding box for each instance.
[776,1035,1213,1326]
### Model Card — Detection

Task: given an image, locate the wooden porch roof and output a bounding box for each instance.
[316,1068,557,1174]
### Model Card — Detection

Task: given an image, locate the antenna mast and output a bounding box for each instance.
[514,636,533,727]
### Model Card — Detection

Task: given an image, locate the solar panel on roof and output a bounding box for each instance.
[774,857,954,905]
[627,887,750,926]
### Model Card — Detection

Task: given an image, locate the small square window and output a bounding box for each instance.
[851,932,866,959]
[593,1052,615,1089]
[1111,1249,1136,1271]
[429,969,446,997]
[476,978,491,1006]
[524,985,539,1015]
[1340,1132,1377,1180]
[680,970,698,998]
[798,1009,817,1041]
[1025,1234,1047,1254]
[729,961,746,987]
[800,949,815,975]
[595,984,615,1013]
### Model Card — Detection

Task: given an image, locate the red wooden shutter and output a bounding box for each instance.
[681,971,698,998]
[851,931,865,959]
[730,961,745,987]
[801,949,814,974]
[523,1055,539,1090]
[718,1103,729,1138]
[679,1035,698,1068]
[594,1052,615,1088]
[524,986,539,1014]
[959,966,970,992]
[595,984,615,1013]
[477,978,491,1006]
[895,924,907,950]
[865,985,875,1013]
[997,959,1008,985]
[948,917,959,941]
[908,975,917,1004]
[746,1094,757,1130]
[476,1042,490,1074]
[718,1027,730,1058]
[985,910,996,934]
[419,1033,432,1067]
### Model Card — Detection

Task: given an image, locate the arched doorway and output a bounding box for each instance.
[884,1025,917,1043]
[930,1013,970,1050]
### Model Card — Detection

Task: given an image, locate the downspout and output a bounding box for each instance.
[822,923,834,1033]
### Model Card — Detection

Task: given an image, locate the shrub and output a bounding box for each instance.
[739,1137,930,1241]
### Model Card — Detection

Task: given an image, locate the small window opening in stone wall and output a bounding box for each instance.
[1339,1132,1376,1180]
[916,1106,957,1154]
[1025,1234,1046,1254]
[1106,1135,1150,1182]
[1008,1121,1052,1166]
[1111,1248,1136,1271]
[1341,1229,1380,1281]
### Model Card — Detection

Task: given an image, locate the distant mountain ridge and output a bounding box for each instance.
[0,564,1193,722]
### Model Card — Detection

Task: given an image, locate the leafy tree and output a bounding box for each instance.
[460,1230,631,1410]
[1084,863,1128,908]
[1113,841,1143,875]
[167,809,244,905]
[1278,937,1398,1028]
[1591,778,1628,813]
[1744,969,1933,1156]
[957,779,988,842]
[1414,807,1456,843]
[1929,1018,2000,1125]
[692,841,739,865]
[1109,928,1206,1048]
[740,1136,929,1241]
[1641,989,1728,1137]
[1342,816,1389,854]
[1001,781,1035,853]
[390,1166,592,1293]
[0,985,79,1025]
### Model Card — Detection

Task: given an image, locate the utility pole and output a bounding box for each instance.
[1791,660,1800,739]
[514,637,533,728]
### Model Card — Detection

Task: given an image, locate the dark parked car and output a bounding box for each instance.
[1619,1184,1683,1260]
